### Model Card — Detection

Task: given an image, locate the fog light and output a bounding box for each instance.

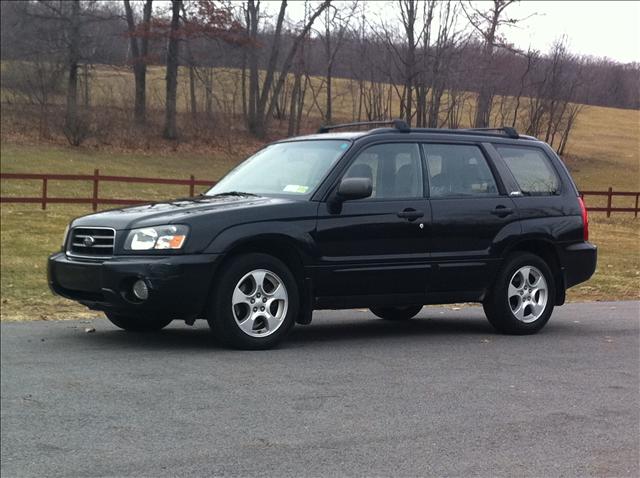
[132,279,149,301]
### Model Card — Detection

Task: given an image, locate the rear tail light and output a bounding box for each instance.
[578,196,589,241]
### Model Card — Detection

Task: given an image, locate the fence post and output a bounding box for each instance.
[606,187,612,218]
[92,169,99,211]
[189,175,195,197]
[41,177,47,210]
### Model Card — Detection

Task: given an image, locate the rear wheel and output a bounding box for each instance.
[483,253,555,335]
[105,312,173,332]
[370,305,422,321]
[208,253,298,350]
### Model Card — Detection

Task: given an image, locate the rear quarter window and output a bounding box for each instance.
[496,146,560,195]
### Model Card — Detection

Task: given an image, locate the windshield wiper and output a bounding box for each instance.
[207,191,259,198]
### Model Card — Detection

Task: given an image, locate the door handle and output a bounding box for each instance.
[491,205,514,217]
[397,208,424,221]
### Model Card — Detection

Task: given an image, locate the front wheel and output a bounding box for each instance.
[483,252,555,335]
[208,253,299,350]
[105,312,173,332]
[370,305,423,321]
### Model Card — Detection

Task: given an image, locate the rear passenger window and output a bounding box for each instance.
[497,146,560,195]
[423,144,498,197]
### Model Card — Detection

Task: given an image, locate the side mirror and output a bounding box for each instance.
[328,177,373,213]
[337,177,373,201]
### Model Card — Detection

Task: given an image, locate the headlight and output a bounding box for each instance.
[125,225,188,251]
[62,225,70,249]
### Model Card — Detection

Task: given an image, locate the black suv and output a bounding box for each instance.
[48,121,597,349]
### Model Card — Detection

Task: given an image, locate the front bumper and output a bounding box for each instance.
[562,241,598,289]
[48,252,221,319]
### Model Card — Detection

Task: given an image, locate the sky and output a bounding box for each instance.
[261,0,640,64]
[500,1,640,63]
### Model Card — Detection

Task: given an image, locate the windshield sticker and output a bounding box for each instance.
[283,185,309,194]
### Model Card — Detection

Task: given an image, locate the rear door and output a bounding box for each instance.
[423,143,520,295]
[313,142,431,302]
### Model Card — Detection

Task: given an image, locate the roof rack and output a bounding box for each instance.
[317,119,410,134]
[462,127,520,139]
[316,120,522,140]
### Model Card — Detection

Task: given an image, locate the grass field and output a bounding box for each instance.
[1,65,639,321]
[1,201,637,322]
[1,143,638,322]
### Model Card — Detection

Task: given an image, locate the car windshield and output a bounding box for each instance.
[206,140,350,198]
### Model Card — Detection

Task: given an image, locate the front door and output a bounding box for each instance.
[423,143,520,294]
[313,142,431,303]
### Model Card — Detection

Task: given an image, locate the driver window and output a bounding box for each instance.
[342,143,423,199]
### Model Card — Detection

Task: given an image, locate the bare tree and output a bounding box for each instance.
[163,0,182,140]
[426,1,461,128]
[523,38,587,154]
[123,0,153,125]
[378,0,423,125]
[462,0,517,127]
[1,59,65,138]
[415,0,435,128]
[318,1,357,123]
[245,0,331,137]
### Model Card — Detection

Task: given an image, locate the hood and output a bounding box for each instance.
[71,195,289,230]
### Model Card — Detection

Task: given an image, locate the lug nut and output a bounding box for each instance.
[260,306,265,311]
[262,298,267,303]
[253,307,257,312]
[250,299,255,304]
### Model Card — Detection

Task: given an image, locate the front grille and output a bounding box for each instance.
[67,227,115,258]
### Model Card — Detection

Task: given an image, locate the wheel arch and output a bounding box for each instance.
[221,234,307,283]
[502,238,565,305]
[211,232,315,324]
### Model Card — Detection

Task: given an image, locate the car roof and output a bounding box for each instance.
[277,128,541,144]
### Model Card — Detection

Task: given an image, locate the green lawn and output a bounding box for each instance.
[1,201,637,322]
[1,143,243,321]
[1,141,638,321]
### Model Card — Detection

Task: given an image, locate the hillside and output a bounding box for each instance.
[1,67,639,321]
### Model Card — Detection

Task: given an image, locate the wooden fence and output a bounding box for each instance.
[0,171,638,217]
[580,188,640,217]
[0,170,215,211]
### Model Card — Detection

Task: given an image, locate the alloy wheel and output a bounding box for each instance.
[231,269,289,337]
[507,265,548,323]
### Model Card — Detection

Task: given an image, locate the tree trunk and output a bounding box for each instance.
[287,73,300,136]
[240,52,247,120]
[163,0,182,140]
[326,64,332,123]
[189,65,197,119]
[65,0,80,134]
[205,68,213,119]
[82,63,90,108]
[124,0,152,125]
[246,0,259,133]
[473,2,500,128]
[253,0,287,136]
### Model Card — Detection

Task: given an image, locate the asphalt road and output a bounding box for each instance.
[1,301,639,477]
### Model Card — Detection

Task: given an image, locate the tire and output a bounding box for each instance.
[483,252,555,335]
[207,253,299,350]
[105,312,173,332]
[370,305,422,321]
